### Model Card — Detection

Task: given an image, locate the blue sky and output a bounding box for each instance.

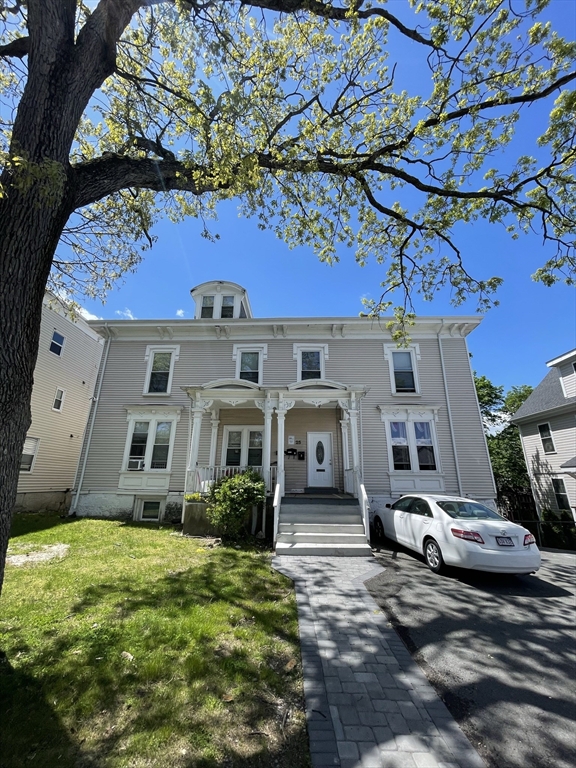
[76,0,576,393]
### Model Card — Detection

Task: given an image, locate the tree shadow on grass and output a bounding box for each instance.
[2,550,309,768]
[9,510,80,540]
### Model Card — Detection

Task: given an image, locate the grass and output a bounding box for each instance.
[0,513,310,768]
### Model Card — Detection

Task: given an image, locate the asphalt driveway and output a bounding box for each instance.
[365,543,576,768]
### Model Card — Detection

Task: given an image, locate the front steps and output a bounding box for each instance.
[275,498,373,557]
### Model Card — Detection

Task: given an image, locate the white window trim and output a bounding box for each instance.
[537,422,556,454]
[552,478,571,513]
[221,425,264,467]
[52,387,66,412]
[122,407,181,472]
[198,293,243,319]
[379,407,441,474]
[20,436,40,473]
[133,496,166,522]
[143,345,180,396]
[232,344,267,384]
[383,344,421,395]
[50,330,65,357]
[293,343,329,382]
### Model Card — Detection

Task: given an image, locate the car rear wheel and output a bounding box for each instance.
[373,516,385,543]
[424,538,444,574]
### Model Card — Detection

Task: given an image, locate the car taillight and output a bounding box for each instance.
[451,528,484,544]
[524,533,536,546]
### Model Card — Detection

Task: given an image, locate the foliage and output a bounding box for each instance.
[1,1,575,320]
[206,470,266,538]
[0,513,306,767]
[474,373,533,489]
[540,508,576,550]
[184,492,204,503]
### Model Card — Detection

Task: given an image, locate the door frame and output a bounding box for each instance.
[307,431,334,487]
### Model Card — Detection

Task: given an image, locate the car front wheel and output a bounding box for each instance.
[424,538,444,574]
[373,516,385,543]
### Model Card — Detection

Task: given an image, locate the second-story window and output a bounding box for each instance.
[383,344,421,395]
[221,296,235,318]
[201,296,214,318]
[50,331,65,356]
[143,345,180,395]
[52,388,65,412]
[293,344,328,382]
[538,423,555,454]
[233,344,267,384]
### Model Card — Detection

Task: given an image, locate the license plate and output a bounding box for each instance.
[496,536,514,546]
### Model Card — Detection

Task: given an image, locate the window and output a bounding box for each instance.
[410,499,434,518]
[391,496,415,511]
[552,479,571,512]
[233,344,267,384]
[538,423,555,454]
[50,331,65,356]
[20,437,39,473]
[383,344,421,395]
[222,426,263,467]
[143,345,180,395]
[123,408,181,472]
[133,497,166,522]
[380,408,440,474]
[201,296,214,318]
[293,344,328,382]
[52,388,65,412]
[221,296,235,318]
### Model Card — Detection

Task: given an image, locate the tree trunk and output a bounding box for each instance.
[0,180,72,594]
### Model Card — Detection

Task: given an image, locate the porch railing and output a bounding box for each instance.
[186,465,277,495]
[273,483,282,546]
[354,470,371,544]
[344,468,355,494]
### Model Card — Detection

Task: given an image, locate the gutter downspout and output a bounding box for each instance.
[437,321,463,496]
[71,326,112,514]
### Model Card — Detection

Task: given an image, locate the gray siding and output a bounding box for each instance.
[18,302,103,494]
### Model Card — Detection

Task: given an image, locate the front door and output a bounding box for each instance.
[307,432,333,488]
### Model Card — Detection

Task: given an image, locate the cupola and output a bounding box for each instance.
[190,280,253,320]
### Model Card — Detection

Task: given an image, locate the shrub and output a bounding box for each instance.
[206,470,266,539]
[184,492,204,503]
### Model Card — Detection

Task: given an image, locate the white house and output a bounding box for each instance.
[511,349,576,518]
[16,295,104,512]
[71,280,495,553]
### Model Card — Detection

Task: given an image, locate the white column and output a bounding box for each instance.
[208,410,220,468]
[275,398,295,497]
[340,415,351,493]
[187,398,213,490]
[349,406,360,475]
[262,405,273,492]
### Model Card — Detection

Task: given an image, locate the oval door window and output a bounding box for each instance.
[316,441,325,465]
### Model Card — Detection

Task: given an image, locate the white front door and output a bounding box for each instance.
[307,432,333,488]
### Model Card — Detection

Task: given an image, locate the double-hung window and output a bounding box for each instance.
[293,344,328,382]
[124,409,180,472]
[201,296,215,318]
[143,345,180,395]
[233,344,267,384]
[538,423,555,454]
[383,344,421,395]
[20,437,39,473]
[50,331,65,356]
[222,426,263,467]
[380,407,440,475]
[221,296,235,318]
[52,388,65,412]
[552,479,571,512]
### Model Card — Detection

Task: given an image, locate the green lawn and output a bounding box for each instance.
[0,514,309,768]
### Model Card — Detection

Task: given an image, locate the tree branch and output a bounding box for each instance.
[0,36,29,59]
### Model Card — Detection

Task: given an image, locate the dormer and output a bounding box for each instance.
[190,280,253,321]
[547,349,576,399]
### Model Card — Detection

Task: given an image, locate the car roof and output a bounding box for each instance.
[398,493,479,503]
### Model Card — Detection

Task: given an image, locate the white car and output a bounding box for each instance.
[373,494,541,575]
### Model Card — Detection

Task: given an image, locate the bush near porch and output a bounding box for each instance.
[0,513,308,768]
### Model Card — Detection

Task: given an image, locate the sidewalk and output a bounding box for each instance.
[272,556,485,768]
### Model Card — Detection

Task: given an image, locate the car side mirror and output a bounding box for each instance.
[385,503,391,508]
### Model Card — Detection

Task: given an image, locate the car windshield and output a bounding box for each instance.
[436,501,504,520]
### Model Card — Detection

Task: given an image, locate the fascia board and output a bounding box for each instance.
[511,400,576,424]
[547,349,576,367]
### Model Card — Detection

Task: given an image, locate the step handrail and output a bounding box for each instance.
[273,483,281,546]
[355,470,371,543]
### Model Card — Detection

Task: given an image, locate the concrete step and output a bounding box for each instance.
[280,512,363,525]
[278,522,365,534]
[275,542,373,557]
[277,531,369,545]
[281,503,362,515]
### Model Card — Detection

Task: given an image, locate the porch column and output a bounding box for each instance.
[208,410,220,468]
[340,395,360,495]
[340,415,351,493]
[276,397,295,497]
[187,397,213,488]
[256,397,274,493]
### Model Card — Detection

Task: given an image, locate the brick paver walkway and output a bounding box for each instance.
[272,556,485,768]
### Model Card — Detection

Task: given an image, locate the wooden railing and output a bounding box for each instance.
[187,465,277,495]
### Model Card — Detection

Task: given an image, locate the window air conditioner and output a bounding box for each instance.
[128,459,145,471]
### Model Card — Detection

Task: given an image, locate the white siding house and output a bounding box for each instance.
[72,280,495,549]
[16,296,104,512]
[511,349,576,518]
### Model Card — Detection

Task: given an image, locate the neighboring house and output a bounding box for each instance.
[72,279,495,550]
[16,295,104,512]
[511,349,576,519]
